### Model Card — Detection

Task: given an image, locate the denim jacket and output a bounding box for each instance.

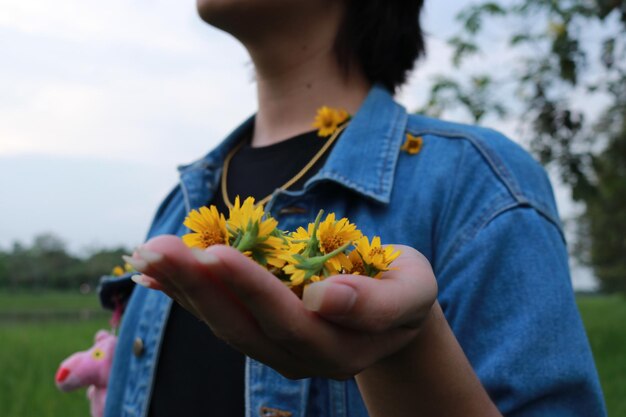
[102,85,606,417]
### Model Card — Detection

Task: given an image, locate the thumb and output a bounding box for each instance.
[302,245,437,332]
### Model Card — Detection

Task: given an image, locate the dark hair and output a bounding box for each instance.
[335,1,426,93]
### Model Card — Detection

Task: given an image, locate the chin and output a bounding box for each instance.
[196,0,341,47]
[196,0,250,30]
[197,0,319,36]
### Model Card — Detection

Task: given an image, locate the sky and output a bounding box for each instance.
[0,0,598,289]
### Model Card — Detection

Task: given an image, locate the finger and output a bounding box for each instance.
[134,235,202,286]
[302,245,438,332]
[129,240,428,379]
[127,236,307,371]
[130,272,200,314]
[201,245,415,376]
[124,236,224,318]
[200,245,308,340]
[131,274,164,291]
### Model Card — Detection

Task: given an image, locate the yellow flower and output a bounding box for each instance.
[282,256,336,288]
[182,205,229,249]
[313,106,350,137]
[281,210,349,287]
[228,196,268,235]
[112,266,125,277]
[282,262,309,287]
[317,213,362,272]
[400,133,423,155]
[285,224,315,255]
[354,236,401,278]
[345,250,366,276]
[112,262,135,276]
[227,196,286,268]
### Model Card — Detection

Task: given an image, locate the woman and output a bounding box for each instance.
[102,1,606,416]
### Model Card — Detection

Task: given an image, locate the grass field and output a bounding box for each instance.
[0,291,102,313]
[578,295,626,416]
[0,317,110,416]
[0,291,624,416]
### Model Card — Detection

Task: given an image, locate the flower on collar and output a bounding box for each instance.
[401,133,424,155]
[312,106,350,137]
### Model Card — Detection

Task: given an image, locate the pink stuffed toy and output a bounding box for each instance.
[55,330,117,417]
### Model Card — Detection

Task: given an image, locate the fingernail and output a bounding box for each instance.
[303,281,357,314]
[191,248,219,266]
[131,274,153,288]
[122,255,147,272]
[136,248,163,263]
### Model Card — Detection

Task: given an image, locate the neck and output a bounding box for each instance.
[241,13,371,147]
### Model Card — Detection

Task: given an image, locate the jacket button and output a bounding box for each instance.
[133,337,145,357]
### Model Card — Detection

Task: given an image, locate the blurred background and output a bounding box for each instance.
[0,0,624,416]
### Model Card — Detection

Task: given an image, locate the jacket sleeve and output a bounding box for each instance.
[435,206,606,416]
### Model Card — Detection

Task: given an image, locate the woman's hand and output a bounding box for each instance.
[125,235,437,380]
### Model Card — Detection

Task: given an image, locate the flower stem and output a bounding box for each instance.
[302,210,324,257]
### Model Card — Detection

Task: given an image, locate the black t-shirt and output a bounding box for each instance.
[148,129,333,417]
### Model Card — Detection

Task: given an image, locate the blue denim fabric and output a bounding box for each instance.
[102,85,606,417]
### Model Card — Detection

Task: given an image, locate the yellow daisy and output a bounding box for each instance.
[227,196,271,235]
[227,196,286,268]
[354,236,401,278]
[285,224,315,255]
[313,106,350,137]
[345,249,366,276]
[317,213,362,272]
[281,211,347,287]
[262,238,289,268]
[283,262,308,287]
[282,256,336,289]
[182,205,229,249]
[400,133,424,155]
[111,265,125,277]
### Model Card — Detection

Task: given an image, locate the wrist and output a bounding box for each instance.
[355,301,501,417]
[362,300,441,375]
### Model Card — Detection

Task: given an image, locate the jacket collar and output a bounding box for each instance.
[178,84,408,205]
[309,85,407,204]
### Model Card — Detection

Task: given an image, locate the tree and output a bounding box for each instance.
[28,233,81,289]
[0,250,9,288]
[0,233,130,291]
[83,247,130,287]
[420,0,626,293]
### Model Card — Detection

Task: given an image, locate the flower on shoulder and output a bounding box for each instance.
[313,106,350,137]
[400,133,423,155]
[317,213,362,272]
[353,236,401,278]
[182,205,229,249]
[227,196,287,268]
